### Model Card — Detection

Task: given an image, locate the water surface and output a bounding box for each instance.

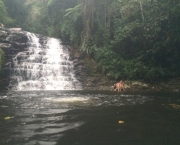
[0,90,180,145]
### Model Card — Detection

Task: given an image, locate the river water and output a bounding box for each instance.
[0,90,180,145]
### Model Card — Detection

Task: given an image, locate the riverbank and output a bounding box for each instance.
[69,47,180,92]
[83,77,180,92]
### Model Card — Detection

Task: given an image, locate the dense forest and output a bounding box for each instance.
[0,0,180,82]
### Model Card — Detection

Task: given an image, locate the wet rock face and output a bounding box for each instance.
[0,26,30,88]
[0,25,89,89]
[68,47,112,90]
[67,46,88,88]
[0,27,51,68]
[0,26,28,55]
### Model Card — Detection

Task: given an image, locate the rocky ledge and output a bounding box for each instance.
[0,26,29,61]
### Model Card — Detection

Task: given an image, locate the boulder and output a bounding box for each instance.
[0,30,7,37]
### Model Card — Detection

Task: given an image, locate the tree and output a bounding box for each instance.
[2,0,180,81]
[0,0,12,25]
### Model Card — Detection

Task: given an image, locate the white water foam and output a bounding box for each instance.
[10,32,82,91]
[43,97,89,103]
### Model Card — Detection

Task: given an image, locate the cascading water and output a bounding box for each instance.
[9,32,82,91]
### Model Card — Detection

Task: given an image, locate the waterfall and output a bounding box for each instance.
[9,32,82,91]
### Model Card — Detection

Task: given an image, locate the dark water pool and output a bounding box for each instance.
[0,90,180,145]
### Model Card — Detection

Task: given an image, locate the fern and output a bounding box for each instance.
[47,0,54,6]
[64,4,82,21]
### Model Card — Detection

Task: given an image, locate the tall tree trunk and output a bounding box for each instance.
[139,0,144,22]
[91,0,94,29]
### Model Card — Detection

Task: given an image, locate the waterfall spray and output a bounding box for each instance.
[9,32,82,91]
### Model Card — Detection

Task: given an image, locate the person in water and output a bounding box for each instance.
[111,80,125,92]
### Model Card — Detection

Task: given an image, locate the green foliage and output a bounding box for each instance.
[0,0,12,25]
[60,3,83,44]
[60,19,82,45]
[93,48,166,82]
[64,4,82,21]
[47,0,54,6]
[2,0,180,82]
[3,0,29,27]
[93,48,124,79]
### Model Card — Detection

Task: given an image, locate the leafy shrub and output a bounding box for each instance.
[93,48,167,82]
[0,0,12,25]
